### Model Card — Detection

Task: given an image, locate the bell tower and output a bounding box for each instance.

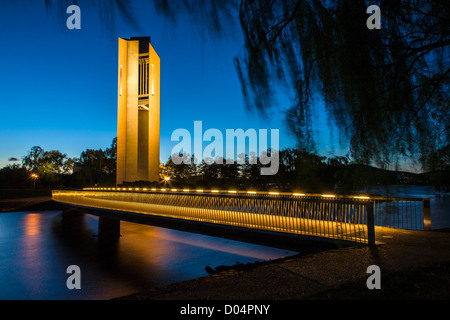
[116,37,160,185]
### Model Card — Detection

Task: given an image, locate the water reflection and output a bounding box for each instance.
[0,211,297,300]
[24,214,41,236]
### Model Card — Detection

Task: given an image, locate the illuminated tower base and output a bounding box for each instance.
[116,37,160,185]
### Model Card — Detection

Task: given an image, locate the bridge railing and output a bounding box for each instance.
[83,188,431,230]
[52,189,431,245]
[53,189,372,245]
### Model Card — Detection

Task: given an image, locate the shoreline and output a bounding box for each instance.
[0,196,61,212]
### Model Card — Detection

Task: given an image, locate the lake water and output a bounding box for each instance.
[0,210,297,300]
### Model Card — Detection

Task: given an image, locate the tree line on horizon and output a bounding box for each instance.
[1,138,448,194]
[0,138,117,190]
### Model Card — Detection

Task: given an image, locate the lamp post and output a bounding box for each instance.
[30,173,38,190]
[161,175,171,187]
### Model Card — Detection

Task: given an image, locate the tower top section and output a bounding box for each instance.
[121,36,152,54]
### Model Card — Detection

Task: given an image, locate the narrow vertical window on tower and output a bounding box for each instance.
[146,61,149,95]
[145,60,149,95]
[119,65,123,96]
[151,64,155,96]
[139,59,142,96]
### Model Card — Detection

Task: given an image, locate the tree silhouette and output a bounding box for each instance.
[153,0,450,168]
[233,0,449,167]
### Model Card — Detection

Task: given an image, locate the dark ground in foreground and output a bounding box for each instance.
[298,259,450,300]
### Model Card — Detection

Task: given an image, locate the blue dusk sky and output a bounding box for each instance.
[0,1,341,169]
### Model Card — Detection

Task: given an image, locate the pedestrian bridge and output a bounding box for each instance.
[52,188,431,247]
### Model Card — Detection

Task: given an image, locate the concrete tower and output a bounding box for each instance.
[116,37,160,185]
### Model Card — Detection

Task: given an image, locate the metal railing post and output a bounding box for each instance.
[366,202,376,246]
[422,199,431,231]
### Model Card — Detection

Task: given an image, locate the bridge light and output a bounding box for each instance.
[269,192,279,195]
[161,189,167,192]
[171,189,178,192]
[293,193,305,196]
[183,189,190,192]
[322,194,336,198]
[151,188,157,191]
[354,196,370,199]
[228,190,237,194]
[247,191,257,194]
[211,190,220,193]
[196,190,204,193]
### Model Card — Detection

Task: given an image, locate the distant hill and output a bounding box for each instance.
[343,164,427,186]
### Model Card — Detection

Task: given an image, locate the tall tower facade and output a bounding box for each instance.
[117,37,160,185]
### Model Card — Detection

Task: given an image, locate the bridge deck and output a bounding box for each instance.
[53,190,373,244]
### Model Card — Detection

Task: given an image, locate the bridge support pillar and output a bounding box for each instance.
[98,217,121,241]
